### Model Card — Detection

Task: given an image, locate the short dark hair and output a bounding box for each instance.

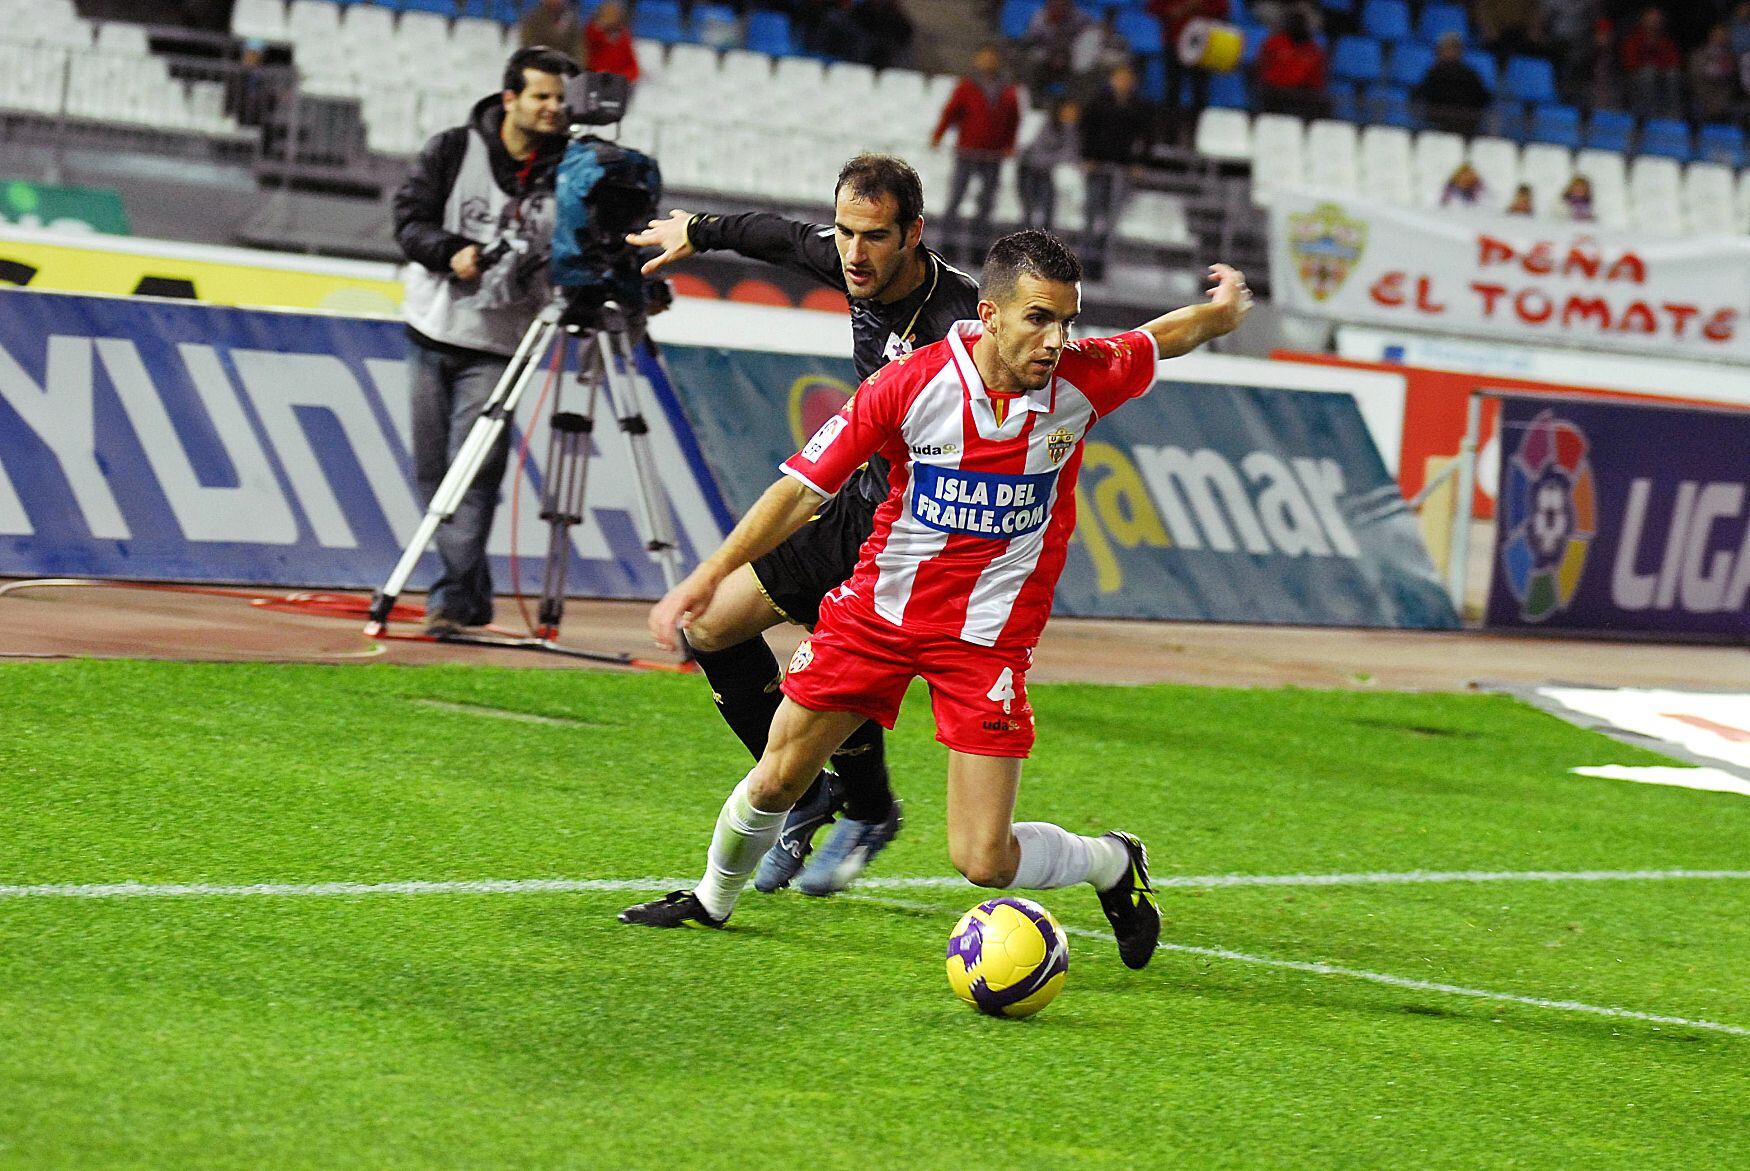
[834,154,924,230]
[503,46,578,94]
[981,230,1082,302]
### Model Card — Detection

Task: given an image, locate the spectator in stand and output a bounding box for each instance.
[1016,98,1082,231]
[853,0,915,70]
[1621,7,1682,118]
[1414,32,1493,137]
[1506,183,1535,215]
[1440,161,1487,206]
[1079,63,1154,281]
[1474,0,1541,63]
[1689,23,1739,125]
[1019,0,1095,97]
[796,0,870,62]
[1147,0,1230,137]
[1074,9,1135,87]
[1254,7,1331,119]
[1561,174,1595,221]
[518,0,583,59]
[227,37,279,128]
[1574,17,1624,111]
[1537,0,1599,104]
[931,44,1022,263]
[583,2,639,86]
[1731,2,1750,57]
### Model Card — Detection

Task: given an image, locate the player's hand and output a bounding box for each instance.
[648,568,720,652]
[1207,264,1253,329]
[627,209,696,276]
[449,244,481,281]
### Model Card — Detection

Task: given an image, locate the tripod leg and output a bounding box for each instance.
[597,326,685,593]
[537,342,602,637]
[365,316,560,634]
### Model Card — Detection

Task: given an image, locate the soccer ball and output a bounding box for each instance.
[945,896,1069,1019]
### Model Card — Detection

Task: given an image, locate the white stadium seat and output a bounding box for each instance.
[95,22,150,57]
[1518,143,1573,220]
[1248,113,1306,204]
[231,0,287,41]
[1411,129,1465,207]
[1574,149,1630,228]
[1357,124,1413,205]
[1194,106,1251,161]
[1684,163,1738,235]
[1303,118,1360,194]
[1466,135,1520,210]
[1627,155,1684,235]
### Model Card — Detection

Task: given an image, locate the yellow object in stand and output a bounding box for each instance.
[1178,18,1244,72]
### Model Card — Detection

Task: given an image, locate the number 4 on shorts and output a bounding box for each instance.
[987,667,1016,714]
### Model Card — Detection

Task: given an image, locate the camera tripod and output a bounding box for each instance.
[364,296,686,666]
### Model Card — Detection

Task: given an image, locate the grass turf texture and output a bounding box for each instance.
[3,659,1748,1170]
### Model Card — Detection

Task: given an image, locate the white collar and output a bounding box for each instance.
[945,320,1054,417]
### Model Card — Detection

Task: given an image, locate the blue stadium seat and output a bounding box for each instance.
[1698,123,1745,167]
[1327,78,1359,122]
[1639,118,1692,161]
[1502,56,1557,104]
[1491,99,1528,141]
[1528,103,1581,147]
[633,0,688,43]
[1387,40,1434,87]
[398,0,458,14]
[1115,9,1163,54]
[1363,82,1415,128]
[746,10,793,57]
[1000,0,1045,40]
[1461,49,1497,89]
[1207,70,1248,107]
[1417,3,1468,44]
[1331,36,1385,83]
[1584,109,1634,152]
[1361,0,1411,41]
[1239,22,1269,65]
[689,1,740,48]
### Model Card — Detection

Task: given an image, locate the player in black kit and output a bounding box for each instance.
[627,154,979,896]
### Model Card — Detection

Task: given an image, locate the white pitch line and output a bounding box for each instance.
[853,894,1750,1039]
[6,868,1750,900]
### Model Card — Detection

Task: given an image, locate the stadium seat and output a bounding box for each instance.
[1735,169,1750,232]
[1697,123,1745,168]
[690,3,740,50]
[1115,9,1163,54]
[1417,3,1468,44]
[232,0,287,41]
[720,48,771,86]
[1490,98,1526,141]
[633,0,688,43]
[1627,155,1684,234]
[1207,70,1248,108]
[1194,106,1252,160]
[1358,123,1415,204]
[1502,56,1556,104]
[1248,112,1306,204]
[1238,22,1269,66]
[1411,129,1465,206]
[1467,135,1520,201]
[1527,103,1580,148]
[1387,40,1435,88]
[398,0,457,14]
[1000,0,1045,41]
[1361,0,1411,42]
[1684,162,1738,235]
[1461,49,1497,90]
[1639,118,1692,162]
[1575,148,1630,227]
[1584,109,1634,152]
[94,22,149,56]
[1519,142,1573,214]
[746,10,794,57]
[1331,36,1385,84]
[1327,79,1359,123]
[1363,83,1415,128]
[1304,118,1360,192]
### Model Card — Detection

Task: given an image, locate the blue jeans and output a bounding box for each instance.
[409,342,512,626]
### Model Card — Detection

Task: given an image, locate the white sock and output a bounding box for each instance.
[694,774,790,919]
[1010,823,1130,891]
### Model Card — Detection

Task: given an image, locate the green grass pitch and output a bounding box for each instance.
[4,659,1748,1169]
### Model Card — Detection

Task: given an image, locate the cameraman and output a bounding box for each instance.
[393,46,576,636]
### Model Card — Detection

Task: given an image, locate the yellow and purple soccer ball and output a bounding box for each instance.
[945,896,1069,1018]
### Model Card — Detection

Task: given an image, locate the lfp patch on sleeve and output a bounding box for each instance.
[910,464,1057,539]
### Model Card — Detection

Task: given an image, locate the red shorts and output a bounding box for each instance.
[781,589,1035,758]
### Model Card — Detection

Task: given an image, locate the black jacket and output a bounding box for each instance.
[393,94,567,276]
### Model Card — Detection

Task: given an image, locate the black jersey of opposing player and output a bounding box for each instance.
[687,211,981,500]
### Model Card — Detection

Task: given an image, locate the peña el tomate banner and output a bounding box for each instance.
[1269,191,1750,360]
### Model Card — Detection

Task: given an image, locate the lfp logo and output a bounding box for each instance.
[1498,409,1596,621]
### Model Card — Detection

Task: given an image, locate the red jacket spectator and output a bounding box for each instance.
[584,3,640,83]
[930,73,1021,155]
[1620,24,1679,72]
[1146,0,1230,48]
[1256,30,1327,91]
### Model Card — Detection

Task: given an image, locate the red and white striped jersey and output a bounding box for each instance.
[781,320,1159,648]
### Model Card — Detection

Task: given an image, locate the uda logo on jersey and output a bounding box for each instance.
[1045,427,1076,465]
[1288,202,1367,302]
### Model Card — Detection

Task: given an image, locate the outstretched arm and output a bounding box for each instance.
[647,476,826,651]
[1138,263,1254,357]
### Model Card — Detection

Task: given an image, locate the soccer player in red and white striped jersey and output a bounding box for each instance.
[621,232,1252,969]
